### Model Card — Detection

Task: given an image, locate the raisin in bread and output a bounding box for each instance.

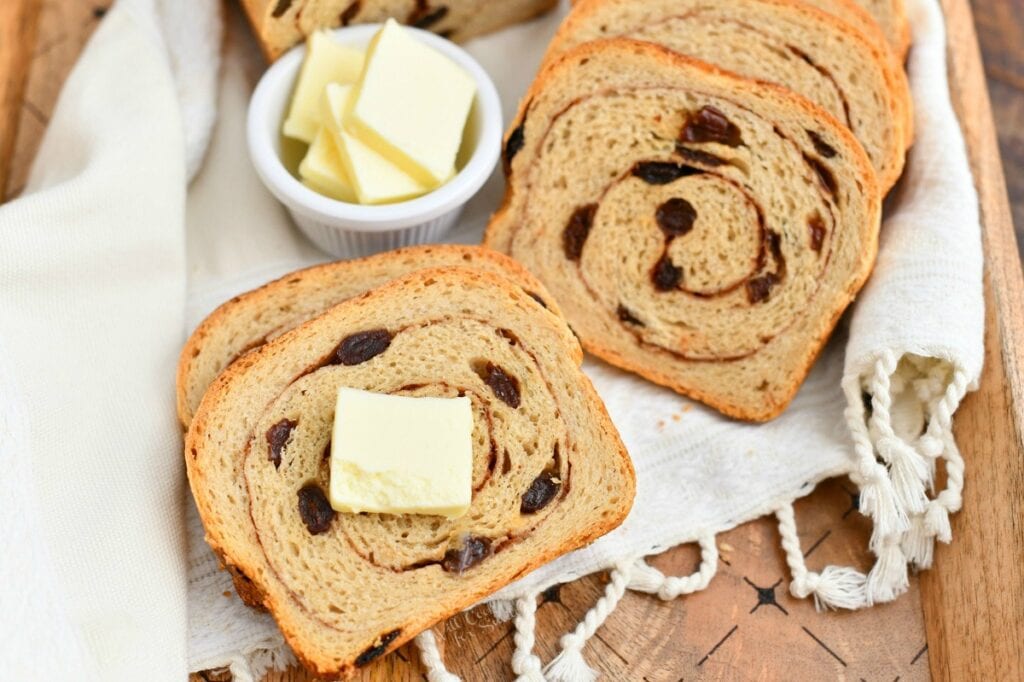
[486,39,880,421]
[186,266,634,677]
[546,0,910,191]
[241,0,558,60]
[177,245,561,428]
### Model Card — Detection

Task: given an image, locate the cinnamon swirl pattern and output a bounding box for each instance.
[486,40,880,421]
[546,0,911,191]
[185,267,634,677]
[176,245,563,429]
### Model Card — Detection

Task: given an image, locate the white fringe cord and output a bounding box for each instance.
[415,629,460,682]
[776,503,868,610]
[511,592,546,682]
[627,532,718,599]
[902,366,969,568]
[842,372,906,546]
[866,540,910,604]
[840,351,971,602]
[868,352,931,515]
[543,562,632,682]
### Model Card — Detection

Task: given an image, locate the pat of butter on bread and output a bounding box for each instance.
[283,31,364,144]
[346,19,477,186]
[329,387,473,518]
[321,83,430,204]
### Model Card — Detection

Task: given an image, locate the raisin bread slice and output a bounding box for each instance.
[487,39,880,421]
[546,0,909,191]
[827,0,911,58]
[800,0,914,145]
[241,0,558,60]
[177,245,561,428]
[186,267,634,678]
[567,0,911,61]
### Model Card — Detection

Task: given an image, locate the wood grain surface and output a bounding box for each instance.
[921,0,1024,679]
[972,0,1024,260]
[1,0,1021,680]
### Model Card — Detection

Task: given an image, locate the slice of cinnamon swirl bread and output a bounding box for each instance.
[840,0,912,58]
[487,39,880,421]
[567,0,911,60]
[186,267,634,678]
[177,245,562,429]
[546,0,911,191]
[241,0,559,60]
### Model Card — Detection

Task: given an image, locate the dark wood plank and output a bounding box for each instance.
[985,79,1024,258]
[922,0,1024,679]
[970,0,1024,257]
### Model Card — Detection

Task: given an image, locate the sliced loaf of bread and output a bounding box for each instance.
[487,39,880,421]
[828,0,911,58]
[186,266,634,677]
[567,0,911,61]
[177,245,561,428]
[546,0,910,191]
[241,0,558,60]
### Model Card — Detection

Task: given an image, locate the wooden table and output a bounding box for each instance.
[2,1,1021,680]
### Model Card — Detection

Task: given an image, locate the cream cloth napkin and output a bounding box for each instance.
[0,0,218,677]
[0,0,982,679]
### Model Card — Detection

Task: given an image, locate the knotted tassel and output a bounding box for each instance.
[776,503,868,611]
[866,542,909,604]
[790,565,869,611]
[511,593,545,682]
[843,371,909,543]
[626,559,666,594]
[869,354,931,515]
[544,642,596,682]
[925,497,953,544]
[415,629,461,682]
[856,462,908,546]
[878,435,931,514]
[544,563,631,682]
[901,513,935,569]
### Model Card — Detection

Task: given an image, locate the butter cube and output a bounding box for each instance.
[283,31,365,143]
[298,129,357,203]
[346,20,476,186]
[329,387,473,518]
[321,83,429,204]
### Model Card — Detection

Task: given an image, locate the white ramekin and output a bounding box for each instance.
[247,24,503,258]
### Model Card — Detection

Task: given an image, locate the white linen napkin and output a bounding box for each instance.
[0,0,982,679]
[0,0,201,677]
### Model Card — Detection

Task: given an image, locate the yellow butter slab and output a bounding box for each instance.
[321,82,430,205]
[346,20,476,186]
[329,387,473,518]
[282,31,364,144]
[298,128,357,203]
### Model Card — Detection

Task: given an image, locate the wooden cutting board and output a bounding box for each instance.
[2,1,1021,679]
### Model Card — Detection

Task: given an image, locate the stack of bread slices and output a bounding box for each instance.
[181,245,636,677]
[486,0,913,421]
